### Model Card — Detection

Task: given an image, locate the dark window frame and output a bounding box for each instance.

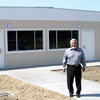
[7,30,44,52]
[49,30,79,49]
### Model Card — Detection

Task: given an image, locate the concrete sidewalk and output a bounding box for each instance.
[0,62,100,100]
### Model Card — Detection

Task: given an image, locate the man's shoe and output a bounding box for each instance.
[76,94,80,98]
[69,93,73,97]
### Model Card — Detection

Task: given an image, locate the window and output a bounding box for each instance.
[49,30,78,49]
[7,30,43,51]
[72,30,78,43]
[18,31,34,50]
[58,31,71,48]
[8,31,16,51]
[49,31,56,49]
[35,31,43,49]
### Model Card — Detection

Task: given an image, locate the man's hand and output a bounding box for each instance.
[63,68,65,72]
[82,68,85,72]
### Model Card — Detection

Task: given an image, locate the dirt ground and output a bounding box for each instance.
[0,66,100,100]
[56,66,100,83]
[0,75,75,100]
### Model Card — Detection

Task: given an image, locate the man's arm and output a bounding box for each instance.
[81,50,86,72]
[62,50,67,72]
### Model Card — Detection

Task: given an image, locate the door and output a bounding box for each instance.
[82,29,95,61]
[0,30,4,69]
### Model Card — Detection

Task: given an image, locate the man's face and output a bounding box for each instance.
[70,41,77,49]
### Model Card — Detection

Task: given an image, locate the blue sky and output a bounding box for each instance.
[0,0,100,11]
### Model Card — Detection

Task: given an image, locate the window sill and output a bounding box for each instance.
[6,49,45,54]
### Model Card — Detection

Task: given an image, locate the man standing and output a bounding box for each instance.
[62,39,86,98]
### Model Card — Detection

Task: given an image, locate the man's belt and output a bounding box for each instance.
[67,64,80,67]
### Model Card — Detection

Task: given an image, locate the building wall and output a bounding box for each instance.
[0,20,100,69]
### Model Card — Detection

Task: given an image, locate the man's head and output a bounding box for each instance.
[70,39,77,49]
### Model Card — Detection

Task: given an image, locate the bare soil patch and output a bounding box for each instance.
[0,75,75,100]
[55,66,100,83]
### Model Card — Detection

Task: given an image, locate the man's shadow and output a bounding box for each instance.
[81,93,100,97]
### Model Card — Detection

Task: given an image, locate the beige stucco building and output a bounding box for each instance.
[0,7,100,69]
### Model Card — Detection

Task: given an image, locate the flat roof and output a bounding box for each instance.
[0,6,100,21]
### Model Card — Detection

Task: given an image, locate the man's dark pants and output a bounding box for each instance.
[67,64,82,95]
